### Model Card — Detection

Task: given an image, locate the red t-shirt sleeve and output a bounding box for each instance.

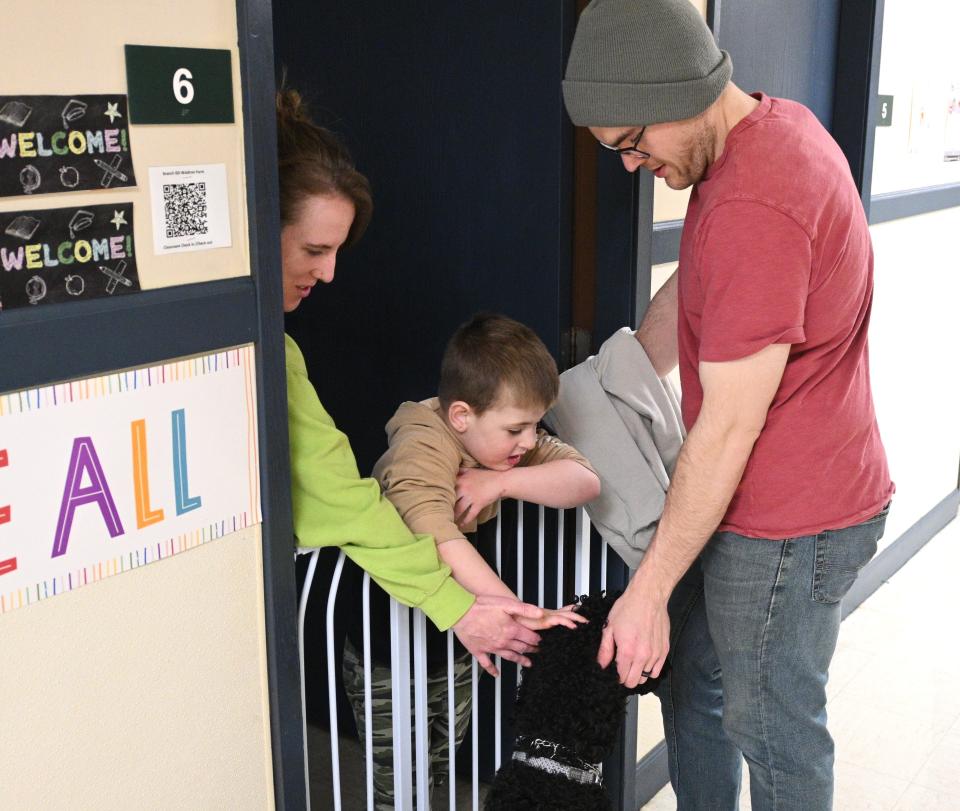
[696,200,811,362]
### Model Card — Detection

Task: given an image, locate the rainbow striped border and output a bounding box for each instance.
[0,515,258,614]
[0,345,261,614]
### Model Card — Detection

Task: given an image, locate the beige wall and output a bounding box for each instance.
[0,1,275,808]
[654,181,693,222]
[0,0,250,288]
[0,528,274,809]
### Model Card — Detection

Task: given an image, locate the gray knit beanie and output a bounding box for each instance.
[563,0,732,127]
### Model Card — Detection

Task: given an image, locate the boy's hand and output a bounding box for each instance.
[515,604,588,632]
[453,595,544,677]
[455,467,505,527]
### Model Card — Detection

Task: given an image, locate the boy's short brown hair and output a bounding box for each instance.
[438,313,559,414]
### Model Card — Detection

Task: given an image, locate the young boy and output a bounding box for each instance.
[341,313,600,810]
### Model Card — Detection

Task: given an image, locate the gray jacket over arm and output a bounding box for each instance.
[544,328,685,569]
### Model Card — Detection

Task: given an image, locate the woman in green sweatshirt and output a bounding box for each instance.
[275,90,542,675]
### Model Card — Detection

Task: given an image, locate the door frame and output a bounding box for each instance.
[0,1,305,807]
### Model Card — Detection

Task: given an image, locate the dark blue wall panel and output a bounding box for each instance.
[275,2,574,473]
[716,0,841,128]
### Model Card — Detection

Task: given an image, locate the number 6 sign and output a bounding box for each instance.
[125,45,234,124]
[173,68,195,105]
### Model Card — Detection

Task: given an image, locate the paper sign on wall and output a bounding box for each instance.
[0,203,140,311]
[149,163,231,254]
[0,95,137,198]
[125,45,234,125]
[0,346,261,614]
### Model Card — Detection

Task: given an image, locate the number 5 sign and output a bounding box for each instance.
[125,45,234,125]
[877,94,894,128]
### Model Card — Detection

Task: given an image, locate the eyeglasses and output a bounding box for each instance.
[598,126,650,160]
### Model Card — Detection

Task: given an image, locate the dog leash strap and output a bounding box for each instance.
[511,750,603,787]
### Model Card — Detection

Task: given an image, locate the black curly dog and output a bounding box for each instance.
[485,593,666,810]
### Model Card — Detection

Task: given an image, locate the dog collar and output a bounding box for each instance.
[512,737,603,787]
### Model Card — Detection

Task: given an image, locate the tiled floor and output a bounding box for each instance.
[642,514,960,811]
[307,717,485,809]
[307,515,958,810]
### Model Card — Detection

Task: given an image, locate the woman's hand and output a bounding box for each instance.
[454,467,505,527]
[515,604,588,632]
[452,595,544,677]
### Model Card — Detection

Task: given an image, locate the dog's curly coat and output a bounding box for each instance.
[484,593,663,810]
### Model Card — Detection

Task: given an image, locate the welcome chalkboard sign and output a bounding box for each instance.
[0,202,140,311]
[0,94,137,198]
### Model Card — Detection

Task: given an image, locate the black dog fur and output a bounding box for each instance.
[484,593,664,811]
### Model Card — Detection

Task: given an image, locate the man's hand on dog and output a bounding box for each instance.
[598,575,670,688]
[454,595,546,677]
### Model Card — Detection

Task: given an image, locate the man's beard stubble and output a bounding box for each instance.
[670,117,716,189]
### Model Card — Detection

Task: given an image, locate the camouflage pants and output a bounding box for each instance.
[342,638,473,811]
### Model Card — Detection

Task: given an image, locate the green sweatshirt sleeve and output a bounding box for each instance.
[284,335,473,631]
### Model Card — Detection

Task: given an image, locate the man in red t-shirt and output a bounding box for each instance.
[562,1,894,809]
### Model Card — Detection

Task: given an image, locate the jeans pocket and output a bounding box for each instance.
[812,508,888,604]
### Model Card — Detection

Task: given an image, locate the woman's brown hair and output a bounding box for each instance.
[275,88,373,245]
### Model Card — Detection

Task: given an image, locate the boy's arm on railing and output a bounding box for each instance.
[437,537,517,600]
[501,459,601,507]
[454,460,600,526]
[285,345,473,631]
[438,537,586,635]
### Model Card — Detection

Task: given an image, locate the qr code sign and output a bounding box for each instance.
[163,182,208,238]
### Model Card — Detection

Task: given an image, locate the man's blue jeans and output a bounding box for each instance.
[655,506,889,811]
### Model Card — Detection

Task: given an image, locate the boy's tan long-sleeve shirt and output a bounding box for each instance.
[285,337,473,630]
[372,397,596,543]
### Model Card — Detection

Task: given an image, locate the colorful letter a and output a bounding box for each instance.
[52,437,124,558]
